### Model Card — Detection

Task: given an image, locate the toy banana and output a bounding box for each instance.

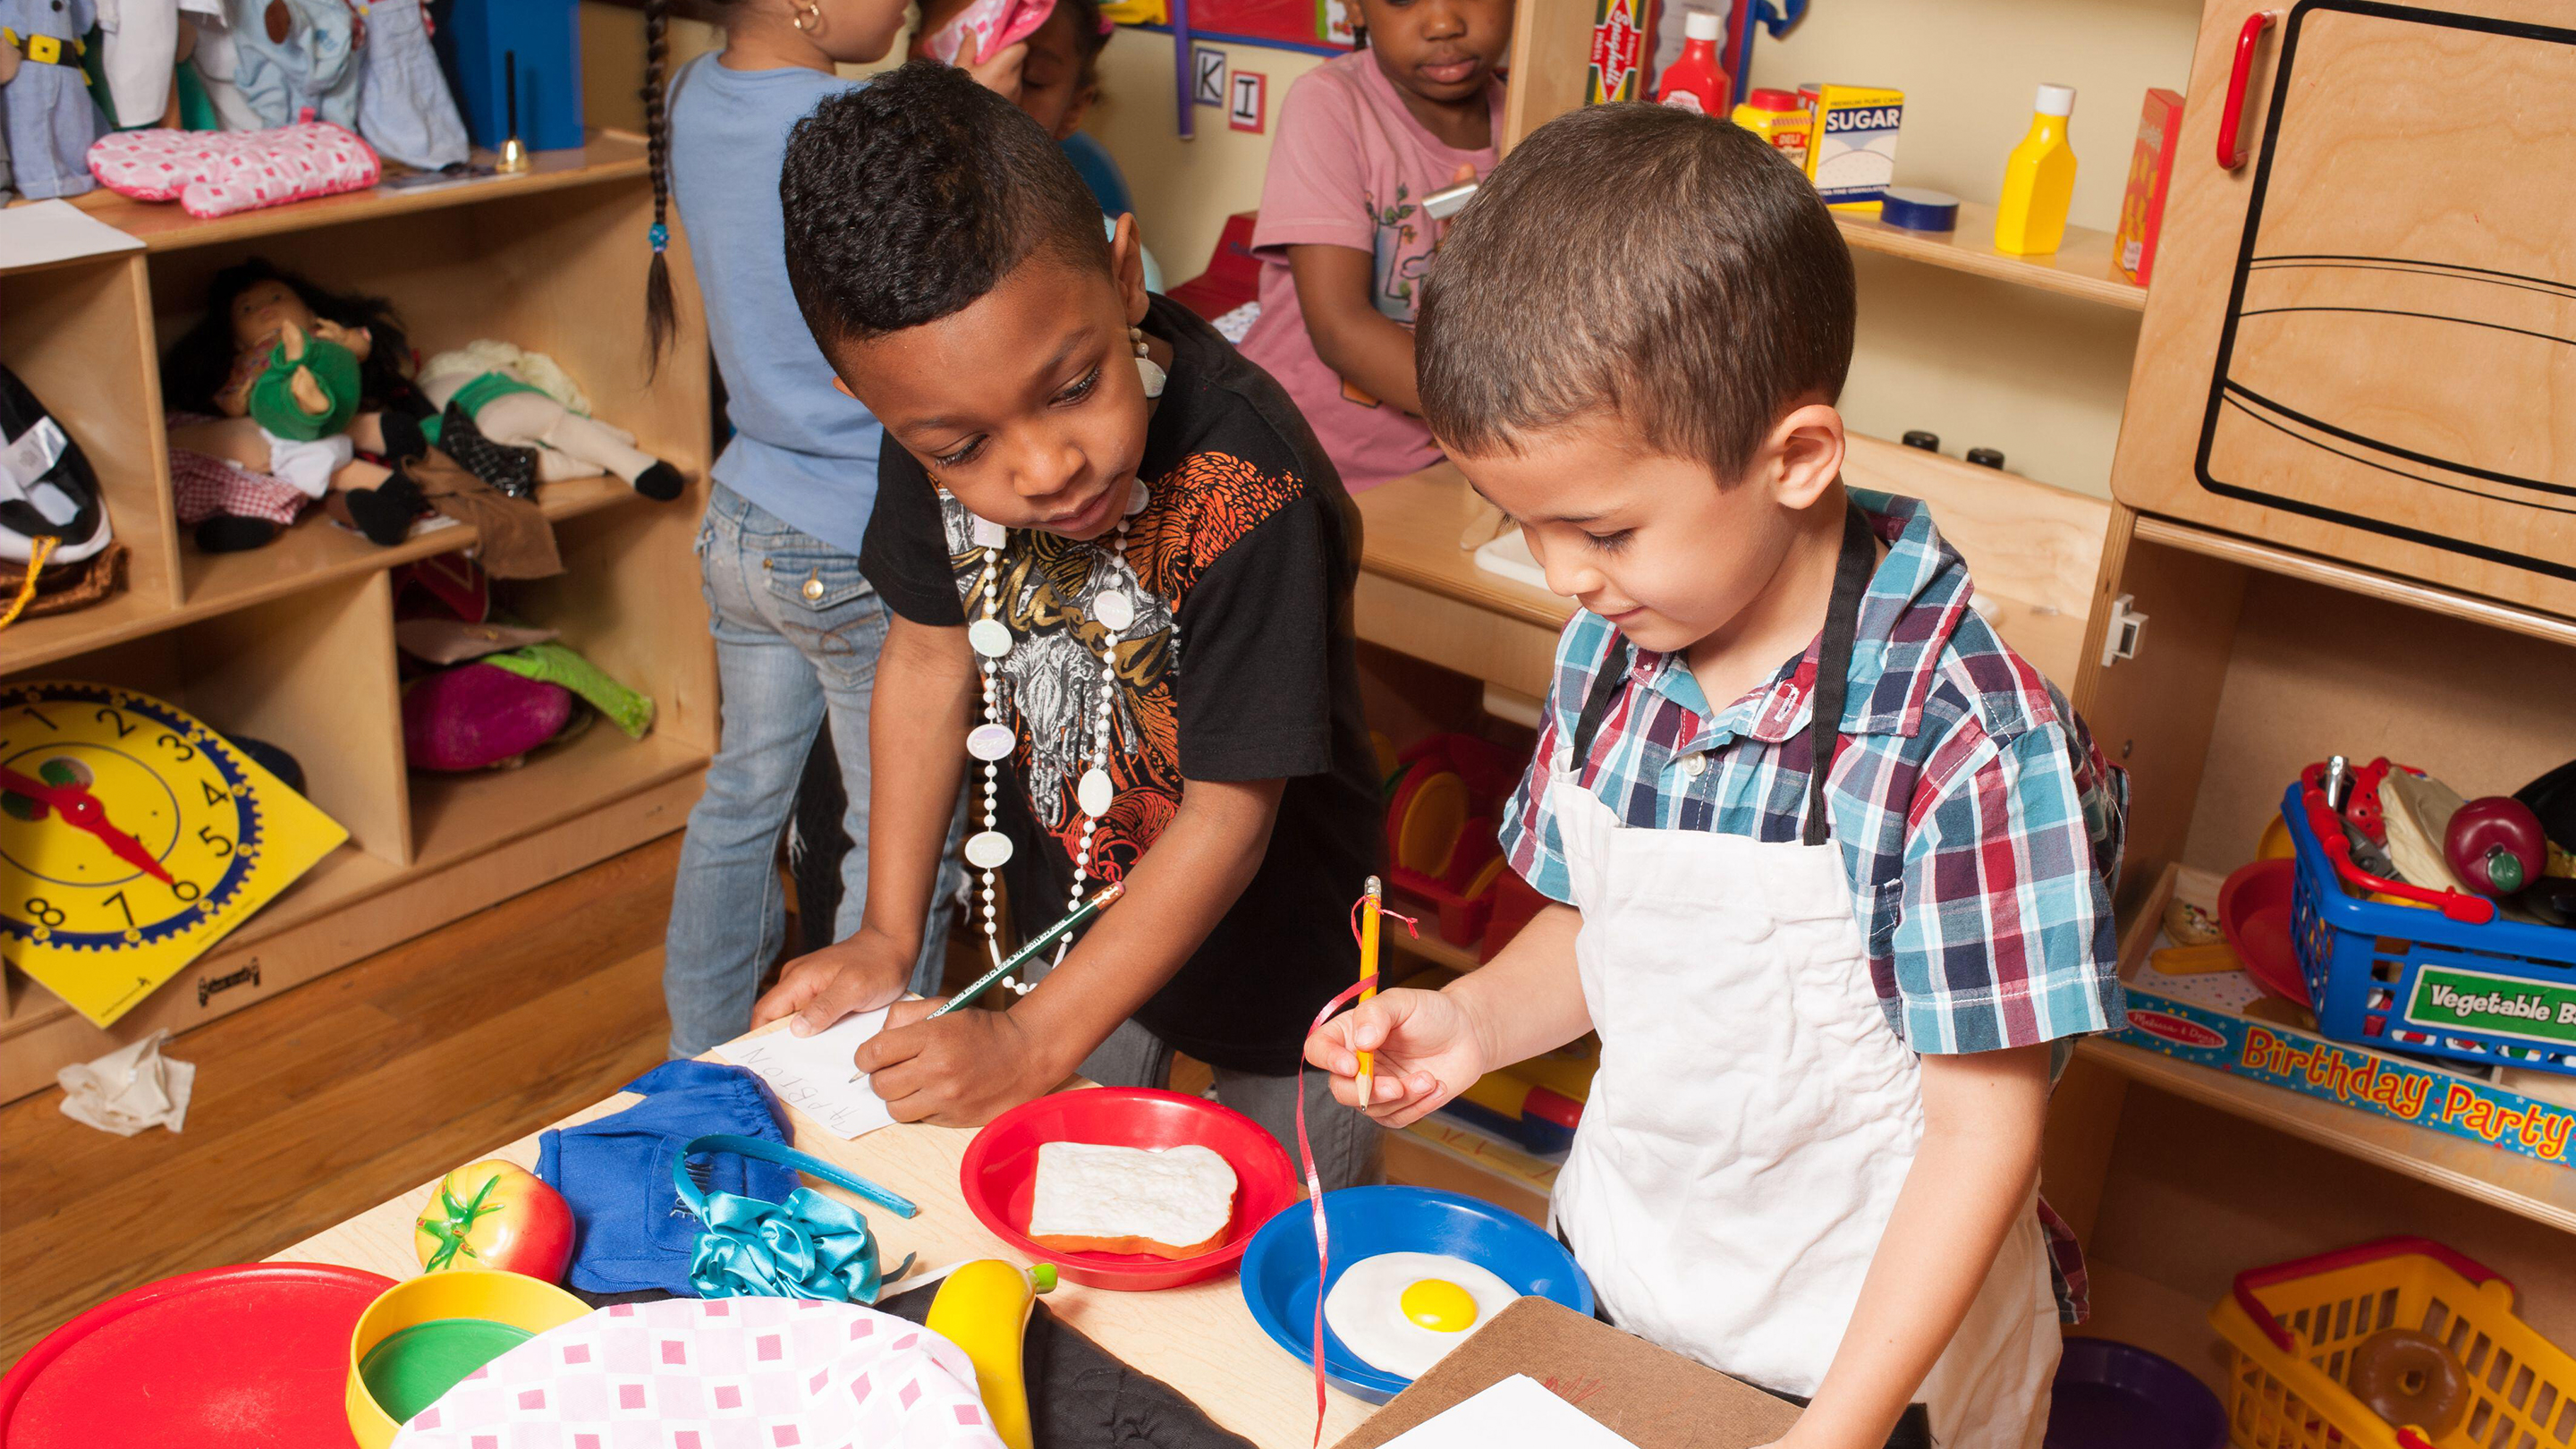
[926,1258,1056,1449]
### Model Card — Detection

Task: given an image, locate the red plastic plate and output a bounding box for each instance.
[960,1087,1299,1291]
[0,1261,397,1448]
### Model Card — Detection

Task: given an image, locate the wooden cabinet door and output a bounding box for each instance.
[2111,0,2576,618]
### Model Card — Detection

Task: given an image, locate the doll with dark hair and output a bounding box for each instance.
[166,258,682,553]
[163,258,435,550]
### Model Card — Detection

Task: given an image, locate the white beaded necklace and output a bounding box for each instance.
[954,325,1168,996]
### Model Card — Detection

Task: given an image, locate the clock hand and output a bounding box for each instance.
[0,766,178,886]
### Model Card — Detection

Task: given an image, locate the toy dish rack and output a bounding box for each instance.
[2209,1237,2576,1449]
[2280,784,2576,1078]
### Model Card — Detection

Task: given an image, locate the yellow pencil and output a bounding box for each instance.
[1356,875,1383,1106]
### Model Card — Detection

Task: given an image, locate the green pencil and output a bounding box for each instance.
[928,880,1127,1021]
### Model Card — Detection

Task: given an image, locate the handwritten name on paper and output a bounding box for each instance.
[712,1010,898,1140]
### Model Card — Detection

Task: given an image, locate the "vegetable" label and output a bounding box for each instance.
[2403,965,2576,1046]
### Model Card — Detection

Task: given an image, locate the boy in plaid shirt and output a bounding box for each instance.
[1304,106,2126,1448]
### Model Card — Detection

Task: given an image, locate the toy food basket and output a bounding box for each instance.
[2280,783,2576,1078]
[2209,1237,2574,1449]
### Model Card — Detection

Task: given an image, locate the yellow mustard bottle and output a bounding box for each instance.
[1994,83,2078,256]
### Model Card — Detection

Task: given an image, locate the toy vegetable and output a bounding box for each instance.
[414,1159,575,1283]
[925,1259,1055,1449]
[2445,796,2547,898]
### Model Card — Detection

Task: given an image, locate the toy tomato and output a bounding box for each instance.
[414,1159,574,1283]
[2445,796,2548,898]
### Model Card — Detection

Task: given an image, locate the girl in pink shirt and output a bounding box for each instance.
[1236,0,1512,490]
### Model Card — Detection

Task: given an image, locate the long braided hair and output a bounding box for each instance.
[643,0,743,377]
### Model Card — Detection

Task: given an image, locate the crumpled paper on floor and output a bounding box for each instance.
[58,1030,196,1136]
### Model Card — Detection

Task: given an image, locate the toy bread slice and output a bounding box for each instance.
[1027,1141,1238,1259]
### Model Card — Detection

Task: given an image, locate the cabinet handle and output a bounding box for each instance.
[2217,10,2279,170]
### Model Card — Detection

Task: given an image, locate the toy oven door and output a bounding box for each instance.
[2192,1,2576,587]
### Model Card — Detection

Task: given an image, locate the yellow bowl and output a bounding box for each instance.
[344,1269,589,1448]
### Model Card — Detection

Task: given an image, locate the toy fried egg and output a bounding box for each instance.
[1322,1251,1519,1378]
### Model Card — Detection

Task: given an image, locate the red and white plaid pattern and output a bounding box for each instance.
[88,122,381,219]
[170,445,308,527]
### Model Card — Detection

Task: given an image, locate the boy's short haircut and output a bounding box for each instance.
[1417,103,1857,482]
[780,60,1111,348]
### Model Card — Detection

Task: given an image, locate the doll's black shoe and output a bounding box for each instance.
[634,462,684,501]
[344,472,426,546]
[378,410,431,466]
[193,514,280,552]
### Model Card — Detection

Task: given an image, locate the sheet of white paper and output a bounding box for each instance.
[0,201,146,270]
[712,1009,899,1140]
[1377,1375,1641,1449]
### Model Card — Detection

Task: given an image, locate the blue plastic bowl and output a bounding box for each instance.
[1239,1186,1594,1403]
[2045,1338,2226,1449]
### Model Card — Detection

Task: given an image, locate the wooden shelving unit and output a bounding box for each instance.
[1833,201,2146,311]
[0,134,717,1100]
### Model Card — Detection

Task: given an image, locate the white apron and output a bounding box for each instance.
[1546,506,2061,1448]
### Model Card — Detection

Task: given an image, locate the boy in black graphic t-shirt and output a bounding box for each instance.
[752,61,1383,1187]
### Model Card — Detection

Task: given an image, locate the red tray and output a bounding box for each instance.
[960,1088,1298,1291]
[0,1261,397,1447]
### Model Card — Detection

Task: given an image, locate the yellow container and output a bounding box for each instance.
[1994,83,2079,256]
[2209,1237,2576,1448]
[345,1269,589,1448]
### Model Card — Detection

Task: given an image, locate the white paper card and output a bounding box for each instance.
[712,1009,900,1140]
[1377,1375,1641,1449]
[0,200,145,270]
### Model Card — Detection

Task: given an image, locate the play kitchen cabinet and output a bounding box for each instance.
[2045,0,2576,1399]
[2112,0,2576,620]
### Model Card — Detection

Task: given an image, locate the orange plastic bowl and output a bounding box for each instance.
[960,1088,1298,1291]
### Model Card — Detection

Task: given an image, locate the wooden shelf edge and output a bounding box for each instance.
[50,132,650,259]
[0,477,666,677]
[2129,513,2576,650]
[1835,201,2148,311]
[2076,1037,2576,1237]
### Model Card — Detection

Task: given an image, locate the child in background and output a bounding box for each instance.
[1309,106,2127,1447]
[752,64,1384,1190]
[641,0,1021,1056]
[1235,0,1511,490]
[911,0,1164,292]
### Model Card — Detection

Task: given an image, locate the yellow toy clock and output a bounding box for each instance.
[0,681,347,1027]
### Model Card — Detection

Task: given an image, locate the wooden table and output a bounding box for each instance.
[1353,442,2114,699]
[275,1057,1373,1449]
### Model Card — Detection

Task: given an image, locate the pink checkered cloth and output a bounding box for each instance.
[89,121,381,219]
[169,444,308,527]
[390,1298,1007,1449]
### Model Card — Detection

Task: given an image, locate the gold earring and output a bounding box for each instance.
[793,0,823,31]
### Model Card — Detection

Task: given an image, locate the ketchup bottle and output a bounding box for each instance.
[1656,10,1731,115]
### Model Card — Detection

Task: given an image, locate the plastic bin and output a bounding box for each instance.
[2209,1237,2576,1449]
[2282,783,2576,1077]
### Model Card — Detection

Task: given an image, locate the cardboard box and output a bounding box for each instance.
[2114,89,2183,287]
[1331,1298,1801,1449]
[2110,866,2576,1165]
[1801,84,1904,213]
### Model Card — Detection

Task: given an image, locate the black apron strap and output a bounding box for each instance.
[1568,633,1633,768]
[1801,503,1878,847]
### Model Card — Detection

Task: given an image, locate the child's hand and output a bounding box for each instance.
[1304,987,1490,1128]
[752,931,917,1035]
[953,31,1028,103]
[853,999,1063,1125]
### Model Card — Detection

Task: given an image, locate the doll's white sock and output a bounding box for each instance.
[475,393,659,485]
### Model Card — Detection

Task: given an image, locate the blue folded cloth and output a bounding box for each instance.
[537,1060,796,1295]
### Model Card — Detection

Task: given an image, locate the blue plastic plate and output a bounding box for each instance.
[2045,1337,2226,1449]
[1239,1185,1593,1403]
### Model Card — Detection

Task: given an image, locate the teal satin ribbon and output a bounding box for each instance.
[674,1133,919,1303]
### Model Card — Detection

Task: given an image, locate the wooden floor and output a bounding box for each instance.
[0,835,685,1366]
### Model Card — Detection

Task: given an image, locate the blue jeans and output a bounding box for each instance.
[664,485,963,1056]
